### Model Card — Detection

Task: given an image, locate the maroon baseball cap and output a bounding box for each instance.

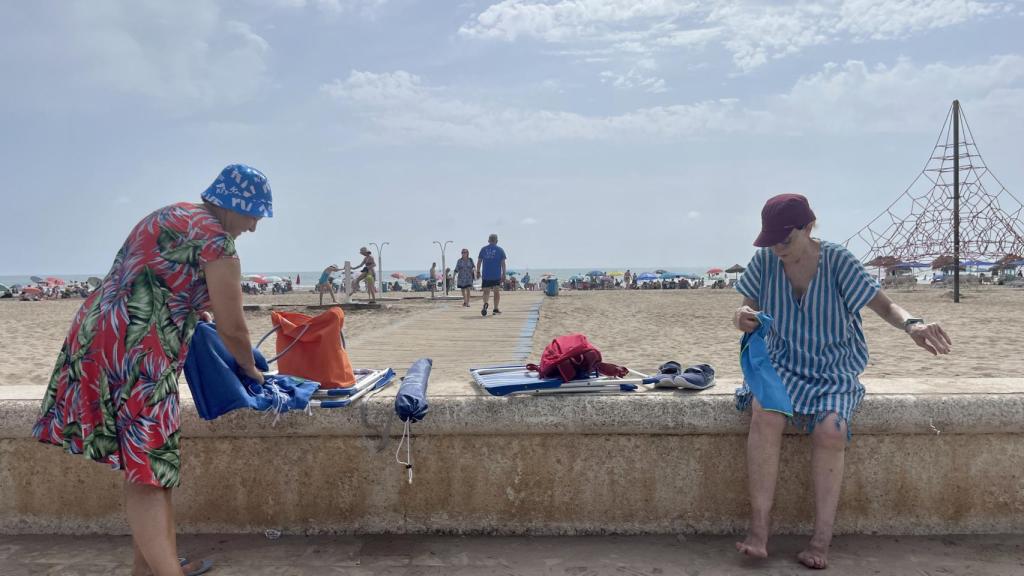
[753,194,816,247]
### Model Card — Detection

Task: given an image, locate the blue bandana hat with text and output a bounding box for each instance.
[201,164,274,218]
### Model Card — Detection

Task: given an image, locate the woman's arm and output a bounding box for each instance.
[866,291,952,355]
[204,258,264,383]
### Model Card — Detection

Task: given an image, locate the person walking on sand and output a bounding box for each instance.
[454,249,475,307]
[732,194,951,570]
[429,262,437,299]
[316,264,340,306]
[355,247,377,303]
[33,164,274,576]
[476,233,506,316]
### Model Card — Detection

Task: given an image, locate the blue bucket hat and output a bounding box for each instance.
[201,164,273,218]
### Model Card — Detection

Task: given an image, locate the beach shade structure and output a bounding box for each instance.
[660,272,678,280]
[87,276,102,289]
[0,284,10,296]
[22,286,42,295]
[390,272,405,279]
[654,269,668,274]
[726,264,746,281]
[607,271,624,277]
[30,276,44,284]
[994,254,1024,268]
[961,260,995,269]
[263,275,285,283]
[931,255,957,270]
[586,270,605,277]
[45,277,65,286]
[414,273,430,280]
[867,255,900,268]
[636,272,658,282]
[707,268,723,275]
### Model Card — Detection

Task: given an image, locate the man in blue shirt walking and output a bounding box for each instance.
[476,233,506,316]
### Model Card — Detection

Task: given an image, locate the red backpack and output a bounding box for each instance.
[527,333,628,382]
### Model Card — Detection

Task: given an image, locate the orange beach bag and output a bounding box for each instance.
[270,308,356,389]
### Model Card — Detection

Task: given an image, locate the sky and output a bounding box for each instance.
[1,0,1023,275]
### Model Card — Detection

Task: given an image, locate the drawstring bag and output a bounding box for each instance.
[395,358,431,484]
[527,333,627,382]
[183,322,320,421]
[271,308,356,389]
[738,312,793,416]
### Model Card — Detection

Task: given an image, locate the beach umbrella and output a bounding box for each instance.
[961,260,994,268]
[660,272,678,280]
[866,256,899,268]
[22,286,42,295]
[654,269,667,275]
[607,271,624,276]
[415,273,430,280]
[243,274,265,282]
[725,264,745,274]
[0,283,9,295]
[45,277,65,286]
[637,272,658,281]
[707,268,723,275]
[30,275,44,284]
[87,276,102,289]
[390,272,405,279]
[263,275,284,283]
[586,270,605,277]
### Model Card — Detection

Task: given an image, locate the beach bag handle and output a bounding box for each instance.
[255,323,310,365]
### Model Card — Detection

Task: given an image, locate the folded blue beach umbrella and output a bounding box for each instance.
[739,312,793,417]
[184,322,319,420]
[395,358,431,422]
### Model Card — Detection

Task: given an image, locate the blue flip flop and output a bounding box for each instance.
[180,558,213,576]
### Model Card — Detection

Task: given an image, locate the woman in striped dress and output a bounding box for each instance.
[732,194,951,570]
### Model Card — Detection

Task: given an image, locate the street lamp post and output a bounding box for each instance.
[369,241,389,294]
[433,240,453,295]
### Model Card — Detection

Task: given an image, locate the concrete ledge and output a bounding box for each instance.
[2,378,1023,536]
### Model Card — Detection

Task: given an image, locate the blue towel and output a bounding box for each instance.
[739,312,794,417]
[395,358,431,422]
[184,322,320,421]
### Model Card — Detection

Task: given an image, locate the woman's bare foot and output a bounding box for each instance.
[735,534,768,559]
[797,540,829,569]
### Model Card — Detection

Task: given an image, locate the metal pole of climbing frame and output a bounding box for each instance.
[953,99,961,304]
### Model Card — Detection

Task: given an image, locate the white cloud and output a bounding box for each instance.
[600,67,667,93]
[55,1,271,112]
[521,217,539,225]
[461,0,1011,72]
[321,55,1024,145]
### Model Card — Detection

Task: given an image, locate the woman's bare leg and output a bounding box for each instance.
[736,400,786,559]
[125,481,183,576]
[797,414,847,570]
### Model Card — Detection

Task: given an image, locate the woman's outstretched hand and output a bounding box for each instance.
[908,323,952,355]
[734,305,760,333]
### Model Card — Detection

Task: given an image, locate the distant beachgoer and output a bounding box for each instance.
[476,233,506,316]
[296,273,301,286]
[429,262,437,298]
[454,249,475,307]
[445,267,453,294]
[317,264,340,306]
[733,194,951,570]
[623,270,631,288]
[33,164,272,576]
[355,247,377,303]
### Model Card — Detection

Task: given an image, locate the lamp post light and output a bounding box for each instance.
[433,240,453,295]
[369,241,389,294]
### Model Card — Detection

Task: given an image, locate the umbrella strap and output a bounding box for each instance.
[395,419,414,484]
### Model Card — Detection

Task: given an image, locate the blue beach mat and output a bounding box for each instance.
[470,365,656,396]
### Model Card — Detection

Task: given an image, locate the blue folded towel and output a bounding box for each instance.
[184,322,319,421]
[739,312,793,417]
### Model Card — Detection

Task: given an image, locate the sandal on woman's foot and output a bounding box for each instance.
[183,559,214,576]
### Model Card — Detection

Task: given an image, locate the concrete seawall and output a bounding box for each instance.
[3,377,1022,536]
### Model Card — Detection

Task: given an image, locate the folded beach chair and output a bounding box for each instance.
[470,365,657,396]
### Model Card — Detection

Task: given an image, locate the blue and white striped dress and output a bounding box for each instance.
[735,241,880,432]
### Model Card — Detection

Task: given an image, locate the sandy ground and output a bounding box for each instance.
[531,285,1024,380]
[2,284,1022,387]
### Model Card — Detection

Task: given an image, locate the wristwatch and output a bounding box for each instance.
[903,317,925,333]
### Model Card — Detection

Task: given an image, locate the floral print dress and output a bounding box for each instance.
[33,203,236,488]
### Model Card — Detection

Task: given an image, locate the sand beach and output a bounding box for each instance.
[2,285,1020,388]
